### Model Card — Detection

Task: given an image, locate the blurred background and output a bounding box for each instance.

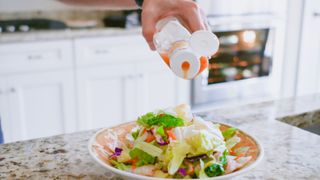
[0,0,319,143]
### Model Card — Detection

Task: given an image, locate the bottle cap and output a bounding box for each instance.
[170,50,200,79]
[189,30,219,57]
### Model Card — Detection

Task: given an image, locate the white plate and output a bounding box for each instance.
[88,122,264,180]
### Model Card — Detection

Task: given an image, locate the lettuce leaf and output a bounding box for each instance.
[156,126,166,136]
[135,141,163,157]
[110,160,129,170]
[129,148,156,166]
[137,113,184,128]
[222,127,237,140]
[167,142,191,175]
[186,130,225,156]
[226,135,241,150]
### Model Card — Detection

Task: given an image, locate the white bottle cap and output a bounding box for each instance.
[170,50,200,79]
[189,30,219,56]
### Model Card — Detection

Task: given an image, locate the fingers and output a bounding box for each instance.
[200,9,211,31]
[179,1,206,33]
[141,10,157,50]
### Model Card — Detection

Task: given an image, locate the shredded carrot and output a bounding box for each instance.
[186,161,194,175]
[127,158,138,164]
[167,130,176,140]
[131,164,137,170]
[235,153,245,161]
[145,134,155,143]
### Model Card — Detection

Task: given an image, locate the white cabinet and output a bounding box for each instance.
[76,64,139,130]
[74,35,158,66]
[297,0,320,96]
[0,34,191,142]
[137,61,191,114]
[0,40,73,74]
[76,61,191,131]
[0,71,76,143]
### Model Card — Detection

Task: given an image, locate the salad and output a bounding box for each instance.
[92,104,257,179]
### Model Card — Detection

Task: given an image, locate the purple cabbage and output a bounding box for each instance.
[155,134,169,146]
[110,147,122,158]
[177,168,187,176]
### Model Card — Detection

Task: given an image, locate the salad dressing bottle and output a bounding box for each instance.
[153,17,219,79]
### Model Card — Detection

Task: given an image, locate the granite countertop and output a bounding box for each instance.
[1,94,320,179]
[0,28,142,43]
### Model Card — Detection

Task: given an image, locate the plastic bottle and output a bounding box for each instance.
[153,17,219,79]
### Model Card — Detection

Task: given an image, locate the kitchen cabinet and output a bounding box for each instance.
[0,34,191,142]
[74,35,158,67]
[0,71,76,143]
[137,61,190,115]
[76,62,190,130]
[0,40,73,74]
[296,0,320,96]
[76,64,139,130]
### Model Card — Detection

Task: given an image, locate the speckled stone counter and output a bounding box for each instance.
[1,94,320,180]
[0,28,141,43]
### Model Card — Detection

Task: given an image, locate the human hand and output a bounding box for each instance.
[141,0,209,50]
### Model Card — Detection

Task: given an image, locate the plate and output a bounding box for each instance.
[88,121,264,180]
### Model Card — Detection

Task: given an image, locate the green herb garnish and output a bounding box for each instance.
[137,113,184,128]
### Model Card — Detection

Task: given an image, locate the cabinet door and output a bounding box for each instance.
[297,0,320,95]
[5,70,76,142]
[76,65,138,130]
[137,61,191,114]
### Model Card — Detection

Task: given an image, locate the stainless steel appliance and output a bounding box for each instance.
[193,1,286,107]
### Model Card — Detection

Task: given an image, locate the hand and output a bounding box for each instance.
[141,0,209,50]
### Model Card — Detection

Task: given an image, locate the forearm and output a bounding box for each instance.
[58,0,138,10]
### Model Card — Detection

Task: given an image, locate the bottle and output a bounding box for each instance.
[153,17,219,79]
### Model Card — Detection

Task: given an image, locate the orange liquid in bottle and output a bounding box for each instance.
[197,56,208,75]
[181,61,190,79]
[160,53,170,67]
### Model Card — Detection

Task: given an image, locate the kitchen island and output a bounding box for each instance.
[1,94,320,179]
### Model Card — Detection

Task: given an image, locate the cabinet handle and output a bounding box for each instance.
[94,49,109,55]
[314,12,320,17]
[27,54,44,60]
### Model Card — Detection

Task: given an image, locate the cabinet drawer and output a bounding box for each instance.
[0,40,73,74]
[74,35,158,66]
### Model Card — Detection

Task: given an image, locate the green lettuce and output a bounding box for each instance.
[137,112,184,128]
[226,135,241,150]
[135,141,163,157]
[129,148,155,166]
[167,142,191,175]
[186,130,225,156]
[222,127,237,140]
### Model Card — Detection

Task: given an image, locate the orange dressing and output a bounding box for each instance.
[181,61,190,79]
[160,53,170,67]
[197,56,208,75]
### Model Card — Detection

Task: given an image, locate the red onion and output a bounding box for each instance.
[177,168,187,176]
[110,147,122,158]
[155,134,169,146]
